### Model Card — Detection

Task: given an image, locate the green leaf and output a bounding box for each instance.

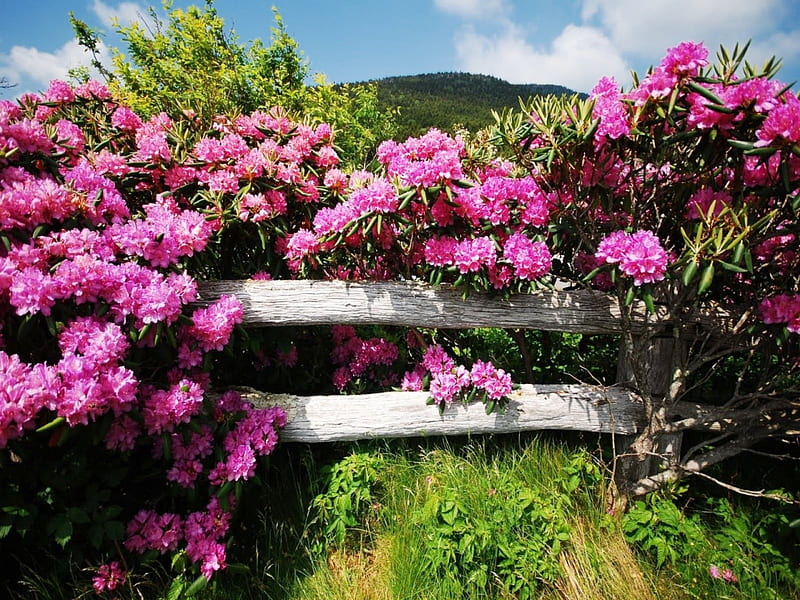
[185,575,208,598]
[166,577,186,600]
[35,416,66,434]
[686,81,725,105]
[727,139,755,151]
[49,515,73,548]
[697,263,715,295]
[67,507,90,524]
[642,289,656,314]
[681,260,699,286]
[625,286,636,306]
[743,146,778,156]
[718,260,747,273]
[104,520,125,541]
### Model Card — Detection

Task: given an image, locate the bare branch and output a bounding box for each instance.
[691,470,795,503]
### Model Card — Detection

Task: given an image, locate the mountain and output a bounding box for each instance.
[368,72,580,141]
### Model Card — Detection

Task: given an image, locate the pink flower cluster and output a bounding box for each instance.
[0,314,140,446]
[405,344,512,406]
[377,128,465,187]
[125,496,233,580]
[709,564,738,583]
[92,561,127,593]
[687,77,783,131]
[167,426,214,487]
[1,82,295,585]
[330,325,399,390]
[590,77,631,144]
[424,235,497,274]
[596,230,670,286]
[502,233,552,281]
[209,400,287,484]
[628,41,709,106]
[454,176,550,228]
[755,92,800,148]
[311,176,398,243]
[108,195,215,267]
[759,294,800,333]
[179,294,244,359]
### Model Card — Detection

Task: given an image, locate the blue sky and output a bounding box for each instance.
[2,0,800,100]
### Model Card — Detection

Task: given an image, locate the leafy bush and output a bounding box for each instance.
[623,494,800,598]
[71,2,397,166]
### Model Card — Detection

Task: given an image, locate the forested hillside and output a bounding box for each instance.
[370,72,579,139]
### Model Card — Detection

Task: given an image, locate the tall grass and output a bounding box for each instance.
[248,435,681,600]
[14,433,796,598]
[226,433,797,600]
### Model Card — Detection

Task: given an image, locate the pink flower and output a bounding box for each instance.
[453,236,496,274]
[111,106,143,132]
[429,365,470,405]
[424,236,458,267]
[661,41,709,78]
[92,561,127,593]
[471,359,513,400]
[401,366,426,391]
[755,93,800,147]
[596,230,669,286]
[503,233,552,280]
[722,568,738,583]
[105,415,140,451]
[759,294,800,332]
[422,344,454,374]
[184,295,244,353]
[590,77,631,143]
[135,113,171,163]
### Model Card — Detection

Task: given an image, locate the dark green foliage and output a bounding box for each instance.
[370,72,580,140]
[623,493,800,598]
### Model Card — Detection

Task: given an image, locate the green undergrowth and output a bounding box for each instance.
[11,434,799,599]
[196,433,799,600]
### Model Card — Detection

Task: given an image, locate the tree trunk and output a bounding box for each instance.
[613,335,684,502]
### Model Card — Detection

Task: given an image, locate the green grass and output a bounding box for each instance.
[11,433,799,599]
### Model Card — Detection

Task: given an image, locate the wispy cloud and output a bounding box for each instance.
[91,0,150,28]
[444,0,800,91]
[0,39,106,92]
[433,0,508,20]
[581,0,788,59]
[454,23,628,92]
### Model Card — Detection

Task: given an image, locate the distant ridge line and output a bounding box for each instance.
[346,72,582,140]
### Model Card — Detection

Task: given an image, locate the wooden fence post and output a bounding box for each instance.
[614,335,683,497]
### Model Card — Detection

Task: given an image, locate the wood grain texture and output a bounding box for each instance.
[239,384,644,442]
[196,280,678,333]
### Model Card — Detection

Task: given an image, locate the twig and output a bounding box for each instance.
[691,470,795,504]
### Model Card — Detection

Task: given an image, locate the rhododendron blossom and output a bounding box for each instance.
[596,230,670,286]
[590,77,631,143]
[502,233,552,280]
[92,561,127,593]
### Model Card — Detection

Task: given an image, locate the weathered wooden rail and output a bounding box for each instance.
[239,385,643,442]
[196,279,727,332]
[195,280,689,442]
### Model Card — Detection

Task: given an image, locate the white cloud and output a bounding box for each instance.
[92,0,149,28]
[434,0,508,20]
[749,30,800,81]
[581,0,787,61]
[0,39,108,92]
[454,23,630,92]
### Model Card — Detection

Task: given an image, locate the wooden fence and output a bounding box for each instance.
[196,280,690,443]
